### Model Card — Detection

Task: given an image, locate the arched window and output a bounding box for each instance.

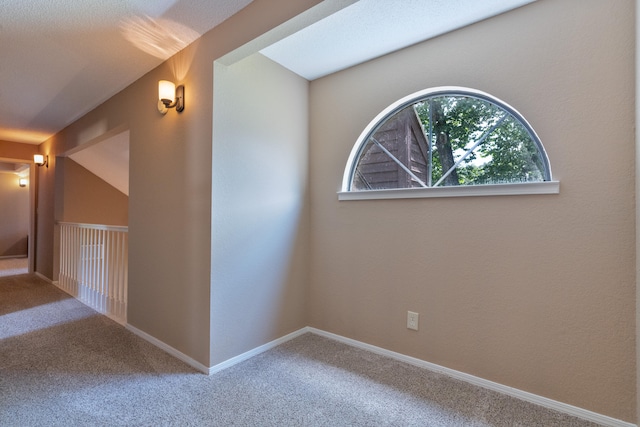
[340,87,557,200]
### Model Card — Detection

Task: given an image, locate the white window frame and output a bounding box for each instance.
[338,86,559,201]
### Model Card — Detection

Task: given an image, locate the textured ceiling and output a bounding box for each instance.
[1,0,537,146]
[0,0,253,144]
[261,0,537,80]
[69,130,130,196]
[0,162,29,175]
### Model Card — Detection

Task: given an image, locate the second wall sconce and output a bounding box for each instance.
[19,178,28,187]
[34,154,48,168]
[158,80,185,114]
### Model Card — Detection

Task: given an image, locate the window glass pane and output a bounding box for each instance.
[349,89,549,191]
[353,107,429,190]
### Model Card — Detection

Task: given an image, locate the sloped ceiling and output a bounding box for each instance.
[0,162,30,176]
[3,0,538,146]
[69,131,130,196]
[0,0,253,145]
[261,0,537,80]
[3,0,538,194]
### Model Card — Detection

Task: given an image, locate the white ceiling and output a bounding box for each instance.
[0,0,536,146]
[261,0,537,80]
[0,0,253,145]
[69,131,130,196]
[0,162,29,176]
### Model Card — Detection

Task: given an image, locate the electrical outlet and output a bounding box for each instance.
[407,311,419,331]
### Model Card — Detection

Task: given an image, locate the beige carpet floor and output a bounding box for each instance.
[0,274,603,426]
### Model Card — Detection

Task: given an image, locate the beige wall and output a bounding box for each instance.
[211,53,309,364]
[0,141,38,160]
[57,158,128,226]
[35,140,56,280]
[0,172,29,257]
[308,0,635,422]
[33,0,321,367]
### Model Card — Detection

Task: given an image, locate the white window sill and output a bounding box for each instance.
[338,181,560,201]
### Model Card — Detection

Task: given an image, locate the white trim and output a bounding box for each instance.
[307,328,635,427]
[180,326,633,426]
[125,324,210,374]
[0,255,27,260]
[52,280,127,327]
[208,328,310,375]
[341,86,553,193]
[74,320,636,426]
[124,326,310,376]
[338,180,560,200]
[56,221,128,232]
[35,271,53,284]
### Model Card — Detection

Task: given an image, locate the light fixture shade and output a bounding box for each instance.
[159,80,176,103]
[157,80,185,114]
[19,178,27,187]
[34,153,48,167]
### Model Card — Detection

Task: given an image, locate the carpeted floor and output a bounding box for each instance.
[0,257,28,277]
[1,274,602,426]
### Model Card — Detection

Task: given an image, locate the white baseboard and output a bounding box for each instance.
[125,324,210,374]
[125,325,310,376]
[208,328,309,375]
[35,272,53,284]
[306,328,636,427]
[93,321,636,427]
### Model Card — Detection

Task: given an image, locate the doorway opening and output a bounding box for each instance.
[0,159,35,277]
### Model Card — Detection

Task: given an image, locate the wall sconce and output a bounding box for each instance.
[19,178,28,187]
[34,154,48,168]
[158,80,184,114]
